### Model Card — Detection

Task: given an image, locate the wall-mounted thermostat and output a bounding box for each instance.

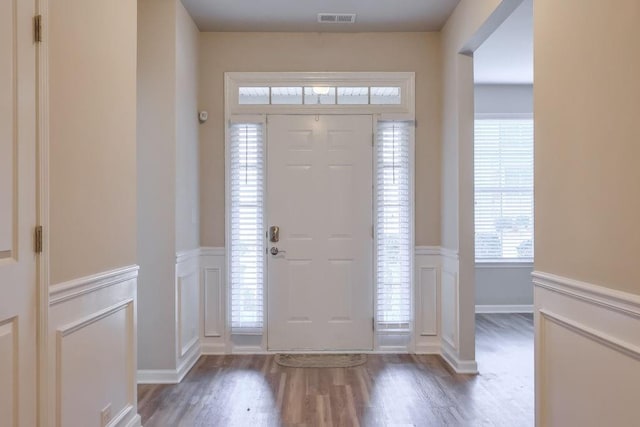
[198,111,208,123]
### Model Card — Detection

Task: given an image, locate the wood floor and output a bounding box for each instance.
[138,314,533,426]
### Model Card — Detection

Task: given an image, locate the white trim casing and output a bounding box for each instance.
[36,1,51,424]
[475,305,533,314]
[475,261,533,269]
[533,271,640,426]
[224,72,416,353]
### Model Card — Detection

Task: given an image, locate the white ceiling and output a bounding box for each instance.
[181,0,461,32]
[474,0,533,84]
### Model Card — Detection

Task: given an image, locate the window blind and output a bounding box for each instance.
[229,123,264,333]
[474,118,534,261]
[376,121,412,332]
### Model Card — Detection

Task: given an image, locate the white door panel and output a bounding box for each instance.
[0,0,37,425]
[267,115,373,351]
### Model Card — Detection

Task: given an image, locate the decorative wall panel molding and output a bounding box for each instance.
[49,267,140,427]
[534,271,640,426]
[201,247,226,354]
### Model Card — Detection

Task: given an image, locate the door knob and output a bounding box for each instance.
[270,247,286,256]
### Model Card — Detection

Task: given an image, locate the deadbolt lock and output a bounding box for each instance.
[269,226,280,243]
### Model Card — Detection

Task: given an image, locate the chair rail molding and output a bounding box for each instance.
[49,265,139,306]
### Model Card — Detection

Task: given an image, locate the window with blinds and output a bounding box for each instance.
[229,123,264,333]
[376,121,412,332]
[474,118,534,262]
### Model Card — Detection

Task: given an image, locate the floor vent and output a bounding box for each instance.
[317,13,356,24]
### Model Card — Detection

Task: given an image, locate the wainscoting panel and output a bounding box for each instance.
[0,317,16,426]
[176,250,201,376]
[57,301,134,427]
[194,246,469,373]
[413,247,441,354]
[441,264,459,351]
[534,272,640,426]
[200,248,226,354]
[177,271,198,358]
[203,267,223,337]
[48,266,140,427]
[418,267,438,336]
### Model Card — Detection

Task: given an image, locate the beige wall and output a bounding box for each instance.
[176,2,200,252]
[199,32,442,247]
[534,0,640,294]
[137,0,178,370]
[137,0,201,370]
[49,0,137,284]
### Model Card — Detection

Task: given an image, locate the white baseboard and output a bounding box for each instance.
[123,414,142,427]
[138,343,201,384]
[475,304,533,314]
[414,343,441,354]
[137,369,182,385]
[201,342,226,355]
[177,342,201,380]
[440,342,478,374]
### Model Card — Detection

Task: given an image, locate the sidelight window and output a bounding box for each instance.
[229,123,265,333]
[375,121,412,332]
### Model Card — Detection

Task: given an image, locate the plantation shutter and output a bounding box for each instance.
[376,121,412,332]
[229,123,264,333]
[474,118,534,261]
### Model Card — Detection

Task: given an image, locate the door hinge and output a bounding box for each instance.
[34,226,43,253]
[34,15,42,43]
[372,317,375,331]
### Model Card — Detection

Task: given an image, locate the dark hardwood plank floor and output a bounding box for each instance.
[138,314,533,426]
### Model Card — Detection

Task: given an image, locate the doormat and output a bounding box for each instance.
[275,353,367,368]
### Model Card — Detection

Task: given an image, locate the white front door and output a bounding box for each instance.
[267,115,373,351]
[0,0,38,424]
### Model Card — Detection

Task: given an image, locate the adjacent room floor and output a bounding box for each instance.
[138,313,533,426]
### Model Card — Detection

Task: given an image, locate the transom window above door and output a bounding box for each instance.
[226,72,415,115]
[238,86,402,105]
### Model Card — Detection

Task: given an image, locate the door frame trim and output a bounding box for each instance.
[224,72,416,352]
[36,0,51,424]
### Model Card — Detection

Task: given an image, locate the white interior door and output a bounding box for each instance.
[0,0,38,425]
[267,115,373,351]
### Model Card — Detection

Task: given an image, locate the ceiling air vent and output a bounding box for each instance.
[317,13,356,24]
